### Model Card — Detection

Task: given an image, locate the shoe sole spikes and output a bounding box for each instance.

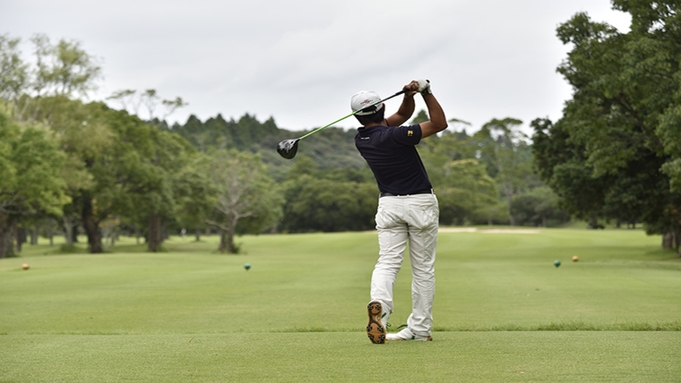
[366,301,386,344]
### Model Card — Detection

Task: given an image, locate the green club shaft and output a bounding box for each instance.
[297,89,407,141]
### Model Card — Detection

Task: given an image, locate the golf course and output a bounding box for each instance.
[1,227,679,382]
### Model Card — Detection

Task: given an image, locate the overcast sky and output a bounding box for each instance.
[2,0,631,136]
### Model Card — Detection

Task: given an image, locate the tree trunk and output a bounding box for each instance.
[226,228,236,253]
[217,228,237,253]
[81,193,103,253]
[16,226,25,252]
[44,218,54,246]
[662,232,673,250]
[62,214,78,246]
[587,217,603,229]
[147,214,163,252]
[219,229,227,253]
[194,226,201,242]
[506,193,516,226]
[62,215,76,246]
[30,227,39,245]
[0,230,12,258]
[70,222,79,243]
[62,219,71,245]
[662,230,681,256]
[15,226,26,253]
[208,218,238,254]
[0,213,14,258]
[134,224,141,245]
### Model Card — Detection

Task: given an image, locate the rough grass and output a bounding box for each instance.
[1,228,680,382]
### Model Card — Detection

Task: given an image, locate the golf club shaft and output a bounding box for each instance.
[297,89,407,141]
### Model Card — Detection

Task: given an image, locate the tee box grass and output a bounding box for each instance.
[1,228,679,382]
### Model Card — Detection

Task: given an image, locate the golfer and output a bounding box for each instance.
[352,79,447,343]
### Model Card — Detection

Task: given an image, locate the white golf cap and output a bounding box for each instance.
[350,90,384,116]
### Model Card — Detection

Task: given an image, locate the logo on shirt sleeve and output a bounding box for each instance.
[407,130,413,137]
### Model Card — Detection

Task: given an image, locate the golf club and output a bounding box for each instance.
[276,89,408,159]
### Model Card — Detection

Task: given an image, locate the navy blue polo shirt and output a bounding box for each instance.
[355,124,433,195]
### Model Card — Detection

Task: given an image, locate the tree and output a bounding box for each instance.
[106,88,187,126]
[205,150,283,253]
[420,129,481,181]
[31,34,102,98]
[532,118,610,228]
[473,118,535,225]
[511,186,570,227]
[0,35,29,107]
[43,98,113,253]
[536,2,681,253]
[1,34,104,250]
[436,159,500,226]
[117,120,193,252]
[0,34,102,123]
[173,153,216,241]
[0,110,69,257]
[280,175,378,233]
[42,99,191,253]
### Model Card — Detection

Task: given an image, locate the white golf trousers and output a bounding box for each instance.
[371,193,439,337]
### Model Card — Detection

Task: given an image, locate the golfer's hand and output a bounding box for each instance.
[403,80,420,96]
[417,79,432,95]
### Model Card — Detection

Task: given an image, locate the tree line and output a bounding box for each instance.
[0,92,562,258]
[3,0,680,257]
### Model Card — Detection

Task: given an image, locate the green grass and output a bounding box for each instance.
[1,228,680,382]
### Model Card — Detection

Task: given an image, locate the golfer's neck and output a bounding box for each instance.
[364,120,388,129]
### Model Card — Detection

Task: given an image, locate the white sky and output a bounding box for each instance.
[1,0,631,135]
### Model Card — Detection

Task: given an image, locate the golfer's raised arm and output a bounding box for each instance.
[419,82,447,138]
[386,82,418,126]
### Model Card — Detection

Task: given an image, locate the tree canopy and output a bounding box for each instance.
[0,110,68,257]
[534,1,681,252]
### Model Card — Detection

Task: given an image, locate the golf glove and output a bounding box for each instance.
[417,79,432,95]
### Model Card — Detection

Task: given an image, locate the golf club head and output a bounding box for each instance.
[277,139,299,159]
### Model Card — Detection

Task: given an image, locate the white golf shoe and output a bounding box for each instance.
[385,327,433,341]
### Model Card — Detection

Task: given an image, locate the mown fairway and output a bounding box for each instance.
[1,228,680,382]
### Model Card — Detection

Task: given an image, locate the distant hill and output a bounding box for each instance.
[165,113,366,180]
